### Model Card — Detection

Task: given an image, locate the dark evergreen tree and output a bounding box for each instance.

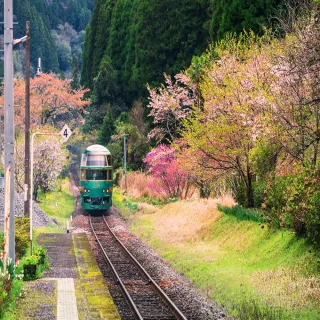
[71,55,80,90]
[97,109,116,146]
[209,0,282,40]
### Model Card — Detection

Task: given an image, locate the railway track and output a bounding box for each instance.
[89,214,187,320]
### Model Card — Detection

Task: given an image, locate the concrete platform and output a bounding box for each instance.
[14,233,120,320]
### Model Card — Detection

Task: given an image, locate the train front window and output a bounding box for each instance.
[86,170,108,180]
[87,155,106,166]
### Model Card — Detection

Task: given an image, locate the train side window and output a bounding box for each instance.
[107,155,112,166]
[108,170,112,180]
[81,155,87,166]
[80,170,86,180]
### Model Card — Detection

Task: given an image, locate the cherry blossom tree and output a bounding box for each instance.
[15,132,67,199]
[181,33,274,207]
[144,145,194,199]
[0,72,90,131]
[147,73,196,143]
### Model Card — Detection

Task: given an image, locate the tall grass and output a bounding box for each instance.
[120,172,163,199]
[218,204,264,223]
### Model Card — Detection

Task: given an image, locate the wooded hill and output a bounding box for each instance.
[0,0,93,75]
[81,0,283,121]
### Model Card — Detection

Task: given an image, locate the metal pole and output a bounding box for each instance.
[4,0,15,260]
[123,133,128,193]
[29,133,34,255]
[24,21,30,217]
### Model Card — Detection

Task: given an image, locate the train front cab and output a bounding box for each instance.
[80,152,113,211]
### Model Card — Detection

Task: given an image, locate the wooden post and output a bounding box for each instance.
[3,165,11,271]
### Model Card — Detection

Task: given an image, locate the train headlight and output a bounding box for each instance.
[102,190,105,193]
[84,189,87,193]
[106,189,109,193]
[88,189,91,193]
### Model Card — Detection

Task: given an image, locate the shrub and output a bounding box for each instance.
[15,217,30,258]
[261,176,288,229]
[252,180,267,209]
[22,246,49,280]
[262,167,320,245]
[234,179,247,207]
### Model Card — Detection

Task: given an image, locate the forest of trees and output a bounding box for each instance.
[80,0,285,170]
[81,0,283,125]
[0,0,93,76]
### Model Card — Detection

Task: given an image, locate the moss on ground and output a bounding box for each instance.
[73,234,120,319]
[14,280,57,320]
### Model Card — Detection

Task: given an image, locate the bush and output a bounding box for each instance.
[306,190,320,246]
[261,176,288,229]
[252,180,267,209]
[22,246,49,280]
[15,218,30,258]
[262,167,320,245]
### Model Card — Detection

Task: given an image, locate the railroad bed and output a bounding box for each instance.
[90,215,186,320]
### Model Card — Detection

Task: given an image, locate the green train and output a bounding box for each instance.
[79,145,113,211]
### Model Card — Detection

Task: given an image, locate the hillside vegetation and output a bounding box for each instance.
[81,0,283,131]
[0,0,93,76]
[114,191,320,319]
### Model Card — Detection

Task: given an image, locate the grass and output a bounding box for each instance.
[123,197,320,320]
[218,204,264,223]
[112,187,139,220]
[37,178,75,233]
[0,279,23,320]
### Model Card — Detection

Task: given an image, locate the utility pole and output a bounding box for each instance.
[24,21,30,217]
[4,0,15,260]
[4,1,28,260]
[123,133,129,193]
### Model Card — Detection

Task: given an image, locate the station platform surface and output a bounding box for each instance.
[14,233,120,320]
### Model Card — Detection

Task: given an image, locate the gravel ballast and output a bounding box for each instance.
[0,188,53,227]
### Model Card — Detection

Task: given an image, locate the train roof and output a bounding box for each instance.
[84,144,111,155]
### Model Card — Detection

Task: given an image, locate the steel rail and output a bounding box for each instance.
[89,214,143,320]
[102,215,187,320]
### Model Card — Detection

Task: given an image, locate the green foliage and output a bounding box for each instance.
[82,0,211,105]
[208,0,282,41]
[125,201,138,211]
[97,109,116,146]
[22,246,49,280]
[253,180,268,209]
[228,295,284,320]
[71,55,80,90]
[218,204,264,223]
[263,167,320,246]
[261,176,288,228]
[15,218,30,258]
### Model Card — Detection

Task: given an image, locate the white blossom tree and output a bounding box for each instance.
[15,134,67,200]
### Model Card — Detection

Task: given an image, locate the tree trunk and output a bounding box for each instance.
[246,166,254,208]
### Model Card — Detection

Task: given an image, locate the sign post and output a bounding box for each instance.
[29,126,72,254]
